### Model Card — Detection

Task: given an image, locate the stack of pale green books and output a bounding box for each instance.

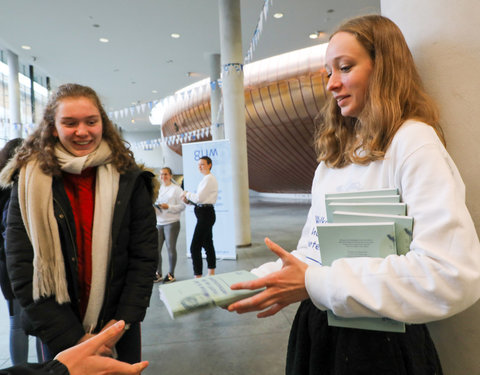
[159,270,263,319]
[318,188,413,332]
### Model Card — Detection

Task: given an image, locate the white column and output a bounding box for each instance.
[381,1,480,374]
[218,0,251,246]
[6,50,22,138]
[209,53,224,140]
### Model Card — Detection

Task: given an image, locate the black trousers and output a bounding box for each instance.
[286,300,443,375]
[190,206,216,276]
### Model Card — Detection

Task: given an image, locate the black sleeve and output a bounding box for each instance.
[113,174,158,322]
[0,360,69,375]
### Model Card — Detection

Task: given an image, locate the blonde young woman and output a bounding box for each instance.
[0,83,158,364]
[228,15,480,374]
[154,167,185,283]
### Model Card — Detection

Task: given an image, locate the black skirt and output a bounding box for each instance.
[286,300,443,375]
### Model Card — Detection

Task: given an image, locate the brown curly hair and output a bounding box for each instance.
[13,83,136,175]
[315,15,444,168]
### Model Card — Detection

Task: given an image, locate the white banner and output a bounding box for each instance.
[182,140,236,260]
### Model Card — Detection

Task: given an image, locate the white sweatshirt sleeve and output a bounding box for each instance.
[166,185,186,214]
[305,124,480,323]
[185,174,218,204]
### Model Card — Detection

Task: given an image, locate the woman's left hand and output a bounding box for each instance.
[228,237,309,318]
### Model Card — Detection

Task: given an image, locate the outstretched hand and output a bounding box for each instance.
[228,238,309,318]
[56,320,149,375]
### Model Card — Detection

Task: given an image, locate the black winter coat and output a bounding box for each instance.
[5,167,158,355]
[0,187,14,303]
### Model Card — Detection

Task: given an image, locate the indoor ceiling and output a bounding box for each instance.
[0,0,380,133]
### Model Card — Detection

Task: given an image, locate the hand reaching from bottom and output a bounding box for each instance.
[56,320,148,375]
[228,237,310,318]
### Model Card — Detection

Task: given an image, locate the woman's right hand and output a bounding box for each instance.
[228,238,310,318]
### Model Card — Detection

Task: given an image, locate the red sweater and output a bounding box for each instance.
[62,167,96,318]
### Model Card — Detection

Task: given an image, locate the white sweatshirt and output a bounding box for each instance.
[185,173,218,205]
[155,183,185,225]
[252,120,480,324]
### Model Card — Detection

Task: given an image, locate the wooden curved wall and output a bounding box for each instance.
[161,44,328,193]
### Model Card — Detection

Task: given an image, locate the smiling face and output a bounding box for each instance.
[160,168,172,185]
[198,158,211,175]
[325,31,374,118]
[53,96,103,157]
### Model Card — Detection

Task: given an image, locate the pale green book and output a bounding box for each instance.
[159,270,262,319]
[326,311,405,332]
[316,222,397,266]
[325,188,399,199]
[326,202,407,223]
[325,195,401,204]
[316,222,405,332]
[332,211,413,256]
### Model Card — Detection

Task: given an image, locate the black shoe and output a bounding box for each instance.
[154,273,162,283]
[163,273,176,283]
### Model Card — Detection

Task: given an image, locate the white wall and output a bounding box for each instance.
[381,1,480,373]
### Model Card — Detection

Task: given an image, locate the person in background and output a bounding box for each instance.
[0,138,41,365]
[182,156,218,278]
[0,83,158,363]
[0,320,149,375]
[154,167,185,283]
[228,15,480,374]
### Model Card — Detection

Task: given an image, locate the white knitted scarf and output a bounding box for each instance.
[18,140,119,330]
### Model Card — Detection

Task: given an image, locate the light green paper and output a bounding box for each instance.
[325,188,399,199]
[332,211,413,255]
[316,222,397,266]
[316,221,406,332]
[159,270,262,319]
[326,202,407,223]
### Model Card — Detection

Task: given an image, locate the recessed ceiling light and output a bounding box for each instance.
[273,13,283,19]
[170,33,180,39]
[152,90,158,94]
[21,45,31,50]
[309,31,327,40]
[187,72,202,78]
[99,38,109,43]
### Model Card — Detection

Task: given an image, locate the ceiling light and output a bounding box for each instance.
[21,45,31,50]
[99,38,109,43]
[170,33,180,39]
[152,90,158,94]
[187,72,202,78]
[309,31,327,40]
[273,13,283,19]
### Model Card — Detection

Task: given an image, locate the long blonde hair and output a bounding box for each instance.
[14,83,136,175]
[316,15,444,168]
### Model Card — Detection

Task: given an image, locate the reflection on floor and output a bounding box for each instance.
[0,197,311,374]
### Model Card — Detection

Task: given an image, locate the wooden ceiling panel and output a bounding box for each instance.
[161,45,328,193]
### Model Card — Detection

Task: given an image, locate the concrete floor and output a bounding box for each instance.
[0,196,311,374]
